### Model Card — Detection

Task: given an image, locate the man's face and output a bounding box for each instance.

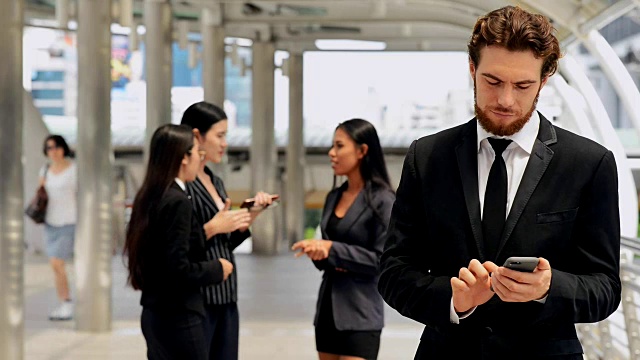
[470,46,548,136]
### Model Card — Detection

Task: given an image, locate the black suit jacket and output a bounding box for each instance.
[140,182,224,316]
[378,115,621,359]
[313,182,395,331]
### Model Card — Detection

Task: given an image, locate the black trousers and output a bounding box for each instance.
[141,307,208,360]
[203,302,239,360]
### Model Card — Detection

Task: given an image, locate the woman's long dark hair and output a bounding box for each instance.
[124,124,194,290]
[334,119,393,219]
[180,101,227,135]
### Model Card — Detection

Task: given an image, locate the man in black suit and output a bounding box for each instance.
[378,6,621,359]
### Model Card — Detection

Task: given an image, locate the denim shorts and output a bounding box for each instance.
[44,224,75,260]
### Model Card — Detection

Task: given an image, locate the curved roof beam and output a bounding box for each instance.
[549,75,597,141]
[519,0,635,36]
[579,30,640,142]
[559,54,638,237]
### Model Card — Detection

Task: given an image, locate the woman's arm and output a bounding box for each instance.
[294,191,396,276]
[163,197,225,286]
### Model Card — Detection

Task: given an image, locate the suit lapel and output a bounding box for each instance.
[320,187,340,237]
[320,182,368,239]
[455,120,485,259]
[170,181,184,193]
[496,114,556,258]
[336,187,367,236]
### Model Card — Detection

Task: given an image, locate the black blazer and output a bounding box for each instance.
[140,182,224,316]
[378,115,621,359]
[313,182,395,331]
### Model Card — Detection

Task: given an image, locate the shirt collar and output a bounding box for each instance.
[174,178,186,191]
[476,111,540,155]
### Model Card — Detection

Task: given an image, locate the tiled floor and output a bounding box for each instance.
[24,251,423,359]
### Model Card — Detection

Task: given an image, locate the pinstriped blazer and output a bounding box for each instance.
[185,167,250,305]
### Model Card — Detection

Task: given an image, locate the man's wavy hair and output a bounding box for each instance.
[468,6,562,80]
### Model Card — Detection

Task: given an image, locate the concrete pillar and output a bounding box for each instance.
[75,0,113,332]
[56,0,69,27]
[144,0,173,155]
[285,52,305,245]
[201,7,228,180]
[23,91,50,255]
[250,42,278,254]
[0,0,24,357]
[201,8,225,106]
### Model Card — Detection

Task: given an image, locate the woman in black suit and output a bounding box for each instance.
[292,119,395,360]
[124,124,233,360]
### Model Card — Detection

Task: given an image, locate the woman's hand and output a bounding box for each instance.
[239,191,277,232]
[252,191,275,208]
[219,258,234,280]
[291,239,333,261]
[204,199,252,238]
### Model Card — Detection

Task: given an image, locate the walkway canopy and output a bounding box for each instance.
[26,0,637,52]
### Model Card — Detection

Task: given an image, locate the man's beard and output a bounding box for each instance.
[474,84,540,137]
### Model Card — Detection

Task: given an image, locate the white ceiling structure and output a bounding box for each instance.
[24,0,640,52]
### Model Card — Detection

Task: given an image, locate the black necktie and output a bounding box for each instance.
[482,138,512,261]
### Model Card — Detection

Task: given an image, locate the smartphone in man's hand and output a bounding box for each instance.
[503,257,539,272]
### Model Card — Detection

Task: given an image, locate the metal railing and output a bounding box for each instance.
[578,236,640,359]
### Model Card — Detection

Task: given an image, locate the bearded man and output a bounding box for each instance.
[378,5,621,359]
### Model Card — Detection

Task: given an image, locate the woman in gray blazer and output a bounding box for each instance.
[292,119,395,360]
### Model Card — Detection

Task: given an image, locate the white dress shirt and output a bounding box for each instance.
[450,112,541,324]
[174,178,186,191]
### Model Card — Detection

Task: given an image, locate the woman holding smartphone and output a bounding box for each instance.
[292,119,395,360]
[180,101,277,360]
[124,124,233,359]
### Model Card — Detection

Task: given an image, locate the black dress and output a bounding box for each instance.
[315,211,382,359]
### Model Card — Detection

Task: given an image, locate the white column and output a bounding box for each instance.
[144,0,173,157]
[75,0,113,332]
[285,52,305,245]
[0,0,24,357]
[250,41,278,254]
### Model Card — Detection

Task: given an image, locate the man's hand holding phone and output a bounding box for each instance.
[490,257,552,302]
[451,259,496,313]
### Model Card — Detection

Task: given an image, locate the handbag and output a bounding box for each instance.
[25,165,49,224]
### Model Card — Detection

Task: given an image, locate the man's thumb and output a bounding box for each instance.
[223,198,231,211]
